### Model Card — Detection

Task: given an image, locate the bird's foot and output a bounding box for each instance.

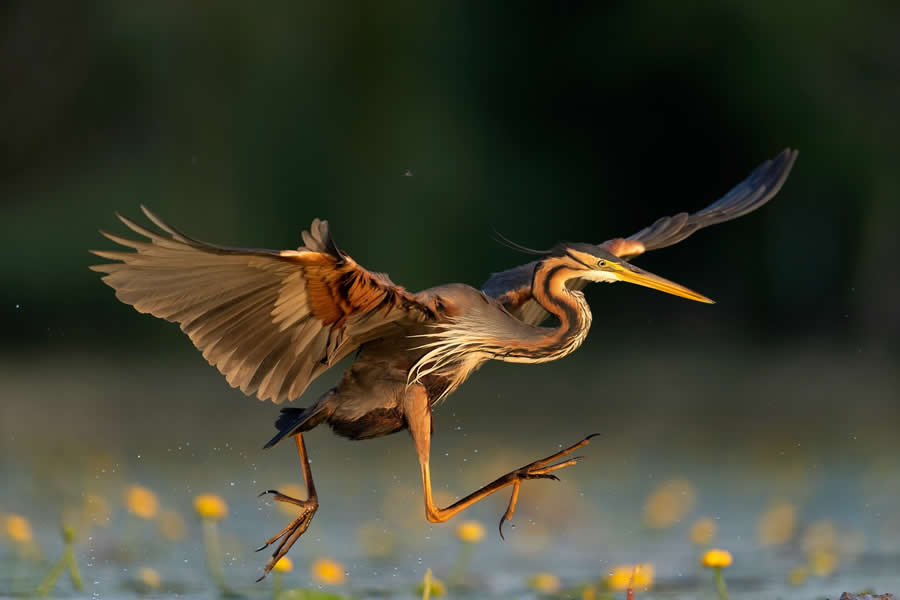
[255,489,319,581]
[498,433,598,538]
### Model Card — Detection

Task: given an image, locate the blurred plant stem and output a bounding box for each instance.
[713,566,730,600]
[273,570,284,599]
[422,568,433,600]
[35,526,83,597]
[201,517,227,591]
[449,543,474,587]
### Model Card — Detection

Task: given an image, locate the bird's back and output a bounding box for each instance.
[311,282,532,439]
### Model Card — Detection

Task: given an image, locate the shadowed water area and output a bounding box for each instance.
[2,341,898,598]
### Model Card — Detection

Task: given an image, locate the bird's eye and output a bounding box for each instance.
[597,259,607,267]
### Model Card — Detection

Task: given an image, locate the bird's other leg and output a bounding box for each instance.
[404,387,596,538]
[255,433,319,581]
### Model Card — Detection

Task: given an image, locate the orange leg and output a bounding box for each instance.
[255,433,318,581]
[405,387,596,537]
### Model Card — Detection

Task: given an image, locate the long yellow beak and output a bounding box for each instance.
[614,265,714,304]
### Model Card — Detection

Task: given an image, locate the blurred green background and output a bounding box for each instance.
[2,1,900,596]
[4,1,900,346]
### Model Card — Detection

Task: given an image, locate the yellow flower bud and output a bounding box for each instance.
[690,517,717,545]
[701,549,733,568]
[528,572,561,594]
[809,549,838,576]
[606,564,655,591]
[455,520,485,544]
[758,501,796,546]
[273,556,293,573]
[4,514,33,543]
[311,558,346,585]
[125,485,159,520]
[193,494,228,520]
[138,567,161,589]
[642,478,696,529]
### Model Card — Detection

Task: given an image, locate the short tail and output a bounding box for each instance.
[263,404,327,449]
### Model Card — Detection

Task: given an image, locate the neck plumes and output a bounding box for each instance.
[408,260,591,397]
[501,260,592,364]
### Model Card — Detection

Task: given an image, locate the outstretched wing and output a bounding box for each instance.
[483,148,798,325]
[605,148,798,259]
[91,207,435,403]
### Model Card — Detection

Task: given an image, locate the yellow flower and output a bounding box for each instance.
[606,564,655,591]
[193,494,228,520]
[643,478,696,529]
[138,567,161,589]
[757,501,796,546]
[690,517,717,545]
[126,485,159,520]
[4,514,33,543]
[701,549,733,568]
[788,566,809,586]
[158,510,186,540]
[809,549,838,576]
[528,572,561,594]
[311,558,346,585]
[273,556,293,573]
[455,520,485,544]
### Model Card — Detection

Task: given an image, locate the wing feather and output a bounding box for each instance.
[91,207,434,403]
[483,149,798,324]
[615,148,798,258]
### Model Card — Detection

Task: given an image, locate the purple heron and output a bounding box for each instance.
[91,148,796,579]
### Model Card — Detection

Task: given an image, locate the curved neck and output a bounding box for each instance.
[503,260,592,364]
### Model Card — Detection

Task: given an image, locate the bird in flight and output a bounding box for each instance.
[91,148,797,579]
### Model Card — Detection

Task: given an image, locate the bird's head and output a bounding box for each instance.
[549,242,714,303]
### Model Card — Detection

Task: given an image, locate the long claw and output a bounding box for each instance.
[491,433,596,540]
[256,433,318,582]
